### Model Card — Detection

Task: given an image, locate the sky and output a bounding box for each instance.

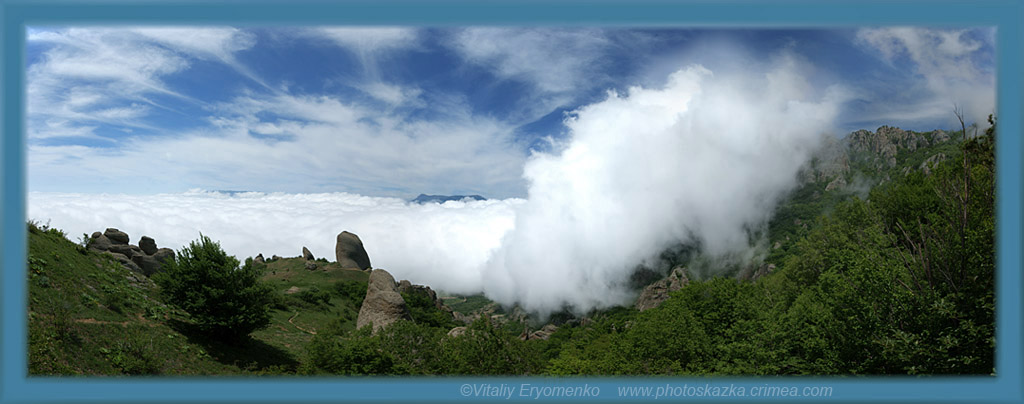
[25,26,997,314]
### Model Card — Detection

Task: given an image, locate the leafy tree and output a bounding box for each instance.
[153,235,275,340]
[402,289,459,329]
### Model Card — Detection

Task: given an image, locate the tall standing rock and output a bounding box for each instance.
[356,269,411,332]
[336,231,372,270]
[302,246,315,261]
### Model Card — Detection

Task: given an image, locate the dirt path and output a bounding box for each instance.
[287,311,317,335]
[73,313,153,327]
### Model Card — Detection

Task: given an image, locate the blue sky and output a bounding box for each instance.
[26,26,996,198]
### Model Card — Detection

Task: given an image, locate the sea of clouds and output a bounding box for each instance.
[29,55,846,315]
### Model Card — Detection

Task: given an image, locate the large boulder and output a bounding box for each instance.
[88,234,113,252]
[153,248,175,264]
[103,228,130,245]
[139,236,158,255]
[635,266,689,311]
[254,254,265,264]
[108,244,136,257]
[131,254,163,276]
[356,269,411,332]
[302,246,315,261]
[336,231,372,270]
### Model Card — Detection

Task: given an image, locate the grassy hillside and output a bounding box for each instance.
[26,223,377,375]
[28,223,244,375]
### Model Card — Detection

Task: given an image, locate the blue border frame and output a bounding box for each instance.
[2,0,1022,403]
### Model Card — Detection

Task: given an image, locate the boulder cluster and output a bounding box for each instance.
[88,228,174,276]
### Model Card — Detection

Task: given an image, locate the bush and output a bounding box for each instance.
[153,235,275,340]
[332,280,367,307]
[298,287,332,307]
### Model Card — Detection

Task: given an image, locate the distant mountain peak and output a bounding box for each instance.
[412,194,487,204]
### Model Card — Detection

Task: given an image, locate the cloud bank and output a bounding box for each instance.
[30,55,845,315]
[29,191,521,295]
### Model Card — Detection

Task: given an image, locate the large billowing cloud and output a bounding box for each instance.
[479,56,847,314]
[30,53,846,315]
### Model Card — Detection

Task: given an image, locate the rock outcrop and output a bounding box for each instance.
[447,326,467,337]
[634,266,689,311]
[806,126,957,190]
[751,263,776,282]
[920,153,948,176]
[825,175,847,192]
[356,269,411,332]
[88,228,174,276]
[254,253,265,264]
[336,231,371,270]
[302,246,315,261]
[523,324,558,341]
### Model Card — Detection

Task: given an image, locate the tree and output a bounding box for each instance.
[153,235,275,340]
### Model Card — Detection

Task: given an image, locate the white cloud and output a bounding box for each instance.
[29,90,530,198]
[26,27,259,143]
[452,28,611,94]
[313,27,418,52]
[303,27,420,91]
[856,27,995,127]
[358,82,424,107]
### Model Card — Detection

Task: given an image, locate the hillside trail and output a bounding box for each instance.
[72,313,154,327]
[288,311,317,335]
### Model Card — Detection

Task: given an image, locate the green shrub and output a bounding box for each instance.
[298,287,331,306]
[332,280,367,307]
[153,235,275,340]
